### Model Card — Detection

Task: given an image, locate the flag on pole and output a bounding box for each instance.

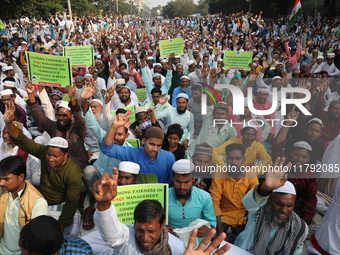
[288,0,302,28]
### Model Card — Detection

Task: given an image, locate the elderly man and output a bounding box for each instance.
[4,101,82,235]
[82,169,185,255]
[234,162,308,254]
[171,76,191,106]
[25,81,88,170]
[210,144,258,244]
[0,89,27,128]
[155,93,194,149]
[168,159,216,242]
[0,156,47,255]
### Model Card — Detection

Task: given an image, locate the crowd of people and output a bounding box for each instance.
[0,10,340,255]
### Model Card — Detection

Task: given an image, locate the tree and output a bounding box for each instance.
[196,0,209,16]
[162,0,196,18]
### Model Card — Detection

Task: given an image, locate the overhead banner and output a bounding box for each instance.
[159,38,183,58]
[26,52,72,87]
[112,183,168,224]
[63,45,94,67]
[223,51,253,70]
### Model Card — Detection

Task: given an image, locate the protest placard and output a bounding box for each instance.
[126,139,140,148]
[223,51,253,70]
[136,88,147,104]
[159,38,183,58]
[0,20,5,29]
[64,45,94,67]
[112,183,168,224]
[110,105,136,123]
[26,52,72,87]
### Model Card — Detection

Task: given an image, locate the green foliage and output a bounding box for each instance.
[0,0,92,20]
[196,0,209,16]
[162,0,196,18]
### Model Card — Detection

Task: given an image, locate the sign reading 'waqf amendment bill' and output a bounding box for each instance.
[223,51,253,71]
[64,45,94,67]
[159,38,184,58]
[26,52,72,87]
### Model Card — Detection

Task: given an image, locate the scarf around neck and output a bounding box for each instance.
[250,203,308,255]
[136,227,172,255]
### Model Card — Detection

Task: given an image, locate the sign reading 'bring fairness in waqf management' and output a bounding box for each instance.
[26,52,72,87]
[159,38,184,58]
[63,45,94,67]
[112,184,168,224]
[223,51,253,70]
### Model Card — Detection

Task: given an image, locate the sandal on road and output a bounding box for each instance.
[83,218,94,230]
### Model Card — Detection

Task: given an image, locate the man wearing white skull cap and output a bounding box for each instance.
[118,161,140,186]
[235,159,308,254]
[168,159,216,243]
[3,100,83,236]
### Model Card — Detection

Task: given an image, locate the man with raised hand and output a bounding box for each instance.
[234,157,308,255]
[82,168,185,255]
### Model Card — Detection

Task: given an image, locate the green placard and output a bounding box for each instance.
[112,183,168,224]
[26,52,72,87]
[110,105,136,123]
[223,51,253,71]
[136,88,147,104]
[63,45,94,67]
[0,20,5,29]
[126,139,140,148]
[159,38,183,58]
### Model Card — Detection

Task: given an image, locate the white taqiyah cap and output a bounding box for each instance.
[90,99,103,106]
[84,73,92,79]
[172,159,195,174]
[180,75,190,80]
[273,181,296,195]
[176,93,189,100]
[3,80,16,88]
[187,60,195,66]
[293,141,312,151]
[2,66,13,72]
[0,89,14,96]
[47,137,68,149]
[307,118,323,128]
[136,106,148,114]
[257,88,270,94]
[115,78,125,85]
[55,100,71,111]
[119,161,140,174]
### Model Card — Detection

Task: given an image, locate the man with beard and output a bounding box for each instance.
[187,84,203,137]
[171,76,191,106]
[121,69,137,94]
[314,81,340,143]
[4,101,82,235]
[25,81,88,170]
[0,156,47,255]
[81,82,133,229]
[101,111,175,184]
[168,159,216,242]
[95,59,110,84]
[82,169,185,255]
[111,86,137,110]
[144,87,171,111]
[141,54,173,101]
[210,143,258,244]
[117,161,140,186]
[313,53,340,77]
[234,158,308,254]
[155,93,194,150]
